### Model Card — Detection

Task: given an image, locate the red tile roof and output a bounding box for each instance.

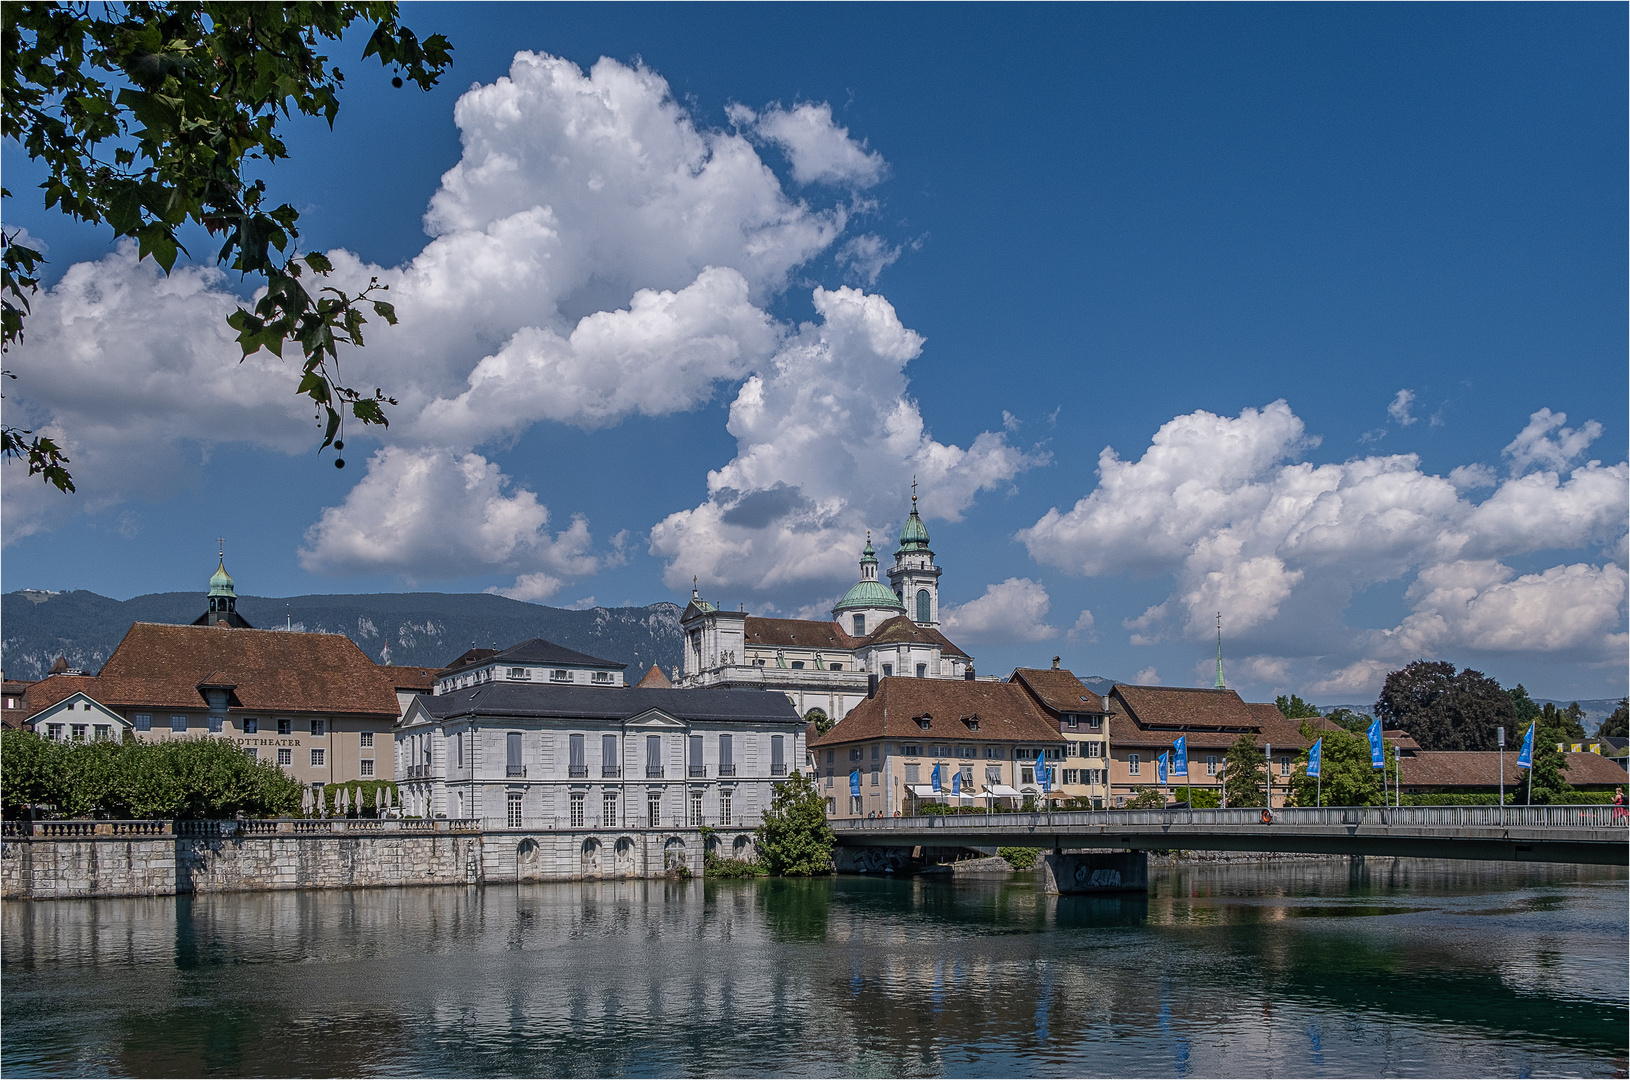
[36,623,403,718]
[744,616,856,650]
[809,677,1064,747]
[1010,668,1106,715]
[741,614,972,660]
[1401,751,1628,789]
[635,665,673,688]
[1112,685,1259,730]
[1107,685,1335,751]
[380,665,437,692]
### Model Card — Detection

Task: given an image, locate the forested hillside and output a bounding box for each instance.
[1,590,683,680]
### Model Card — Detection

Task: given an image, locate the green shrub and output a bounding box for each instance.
[1171,786,1219,809]
[999,846,1039,870]
[704,852,768,878]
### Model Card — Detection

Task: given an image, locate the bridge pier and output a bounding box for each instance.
[1039,850,1148,895]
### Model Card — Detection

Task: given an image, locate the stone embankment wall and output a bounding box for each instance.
[1,821,730,900]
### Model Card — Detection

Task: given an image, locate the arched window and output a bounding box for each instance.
[916,589,931,623]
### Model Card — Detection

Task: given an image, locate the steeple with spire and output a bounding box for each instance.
[191,540,253,628]
[888,479,943,626]
[1213,611,1225,689]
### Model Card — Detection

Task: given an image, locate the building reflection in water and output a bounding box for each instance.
[1,859,1624,1078]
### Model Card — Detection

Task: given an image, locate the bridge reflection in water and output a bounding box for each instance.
[832,805,1630,865]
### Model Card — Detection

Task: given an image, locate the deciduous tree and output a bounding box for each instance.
[1285,729,1396,808]
[1222,732,1266,808]
[1274,694,1320,720]
[2,2,453,490]
[755,769,834,876]
[1374,660,1514,751]
[1599,698,1628,739]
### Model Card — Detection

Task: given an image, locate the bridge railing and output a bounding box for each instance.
[831,804,1629,832]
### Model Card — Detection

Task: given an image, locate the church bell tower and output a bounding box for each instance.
[888,483,942,627]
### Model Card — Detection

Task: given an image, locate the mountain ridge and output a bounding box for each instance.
[2,589,683,680]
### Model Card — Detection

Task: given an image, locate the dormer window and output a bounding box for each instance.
[915,716,931,731]
[1067,715,1078,729]
[509,667,530,680]
[551,669,571,682]
[963,716,979,732]
[591,671,612,683]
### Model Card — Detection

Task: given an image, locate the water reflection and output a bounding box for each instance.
[2,860,1624,1078]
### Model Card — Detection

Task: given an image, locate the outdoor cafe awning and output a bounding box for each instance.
[985,784,1023,798]
[908,785,940,797]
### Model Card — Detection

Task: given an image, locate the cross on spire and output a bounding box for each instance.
[216,537,226,561]
[911,475,918,504]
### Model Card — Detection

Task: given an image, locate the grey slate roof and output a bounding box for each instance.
[486,638,626,670]
[418,682,801,724]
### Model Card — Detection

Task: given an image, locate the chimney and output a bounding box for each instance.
[964,665,975,681]
[1051,656,1060,670]
[868,673,878,699]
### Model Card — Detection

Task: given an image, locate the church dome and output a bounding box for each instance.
[897,498,930,552]
[833,579,906,613]
[208,560,236,598]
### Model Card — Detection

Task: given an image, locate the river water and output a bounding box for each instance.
[2,858,1624,1078]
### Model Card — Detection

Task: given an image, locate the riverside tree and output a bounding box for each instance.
[0,730,303,819]
[1221,732,1266,807]
[755,769,834,876]
[2,2,453,490]
[1374,660,1514,751]
[1285,727,1397,808]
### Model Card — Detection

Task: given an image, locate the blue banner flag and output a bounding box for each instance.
[1157,751,1169,785]
[952,772,962,797]
[1516,722,1535,770]
[1173,736,1188,777]
[931,763,942,794]
[1307,738,1322,779]
[849,769,861,797]
[1035,751,1049,793]
[1368,719,1384,769]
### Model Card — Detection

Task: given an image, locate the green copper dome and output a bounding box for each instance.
[897,498,930,552]
[833,578,906,613]
[208,560,236,598]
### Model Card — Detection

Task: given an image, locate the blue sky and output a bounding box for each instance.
[4,4,1625,702]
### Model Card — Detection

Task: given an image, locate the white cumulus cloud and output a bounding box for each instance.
[732,101,887,188]
[4,51,914,595]
[298,447,604,588]
[942,578,1059,643]
[1502,407,1604,475]
[1020,401,1628,697]
[648,286,1041,596]
[1387,389,1418,426]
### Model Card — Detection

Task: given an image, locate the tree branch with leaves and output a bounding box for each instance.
[1,1,453,489]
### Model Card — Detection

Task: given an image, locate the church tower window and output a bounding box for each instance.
[916,589,931,624]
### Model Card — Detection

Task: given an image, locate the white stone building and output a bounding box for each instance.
[678,495,976,724]
[395,676,805,844]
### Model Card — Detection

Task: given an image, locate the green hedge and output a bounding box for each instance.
[1,730,303,819]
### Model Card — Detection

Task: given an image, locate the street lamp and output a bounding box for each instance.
[1497,726,1505,822]
[1265,741,1272,810]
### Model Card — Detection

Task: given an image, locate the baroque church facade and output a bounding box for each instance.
[678,494,976,724]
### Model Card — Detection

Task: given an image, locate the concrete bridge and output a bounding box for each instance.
[831,805,1629,885]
